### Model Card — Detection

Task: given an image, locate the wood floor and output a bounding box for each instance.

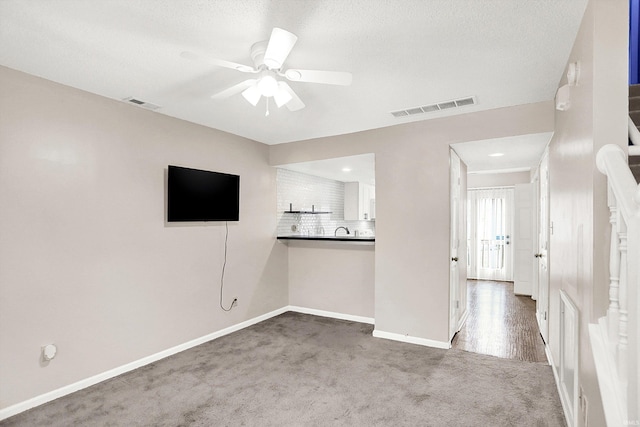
[451,280,548,363]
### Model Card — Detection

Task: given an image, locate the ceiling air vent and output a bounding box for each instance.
[391,96,476,119]
[391,110,409,118]
[122,97,161,111]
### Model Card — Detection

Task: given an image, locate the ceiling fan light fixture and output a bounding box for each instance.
[258,75,279,97]
[274,85,292,107]
[241,84,261,106]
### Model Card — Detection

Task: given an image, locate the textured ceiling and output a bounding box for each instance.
[0,0,586,149]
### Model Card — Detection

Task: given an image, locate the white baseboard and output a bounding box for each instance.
[372,329,451,349]
[547,339,575,427]
[287,305,375,325]
[0,306,288,421]
[1,306,446,421]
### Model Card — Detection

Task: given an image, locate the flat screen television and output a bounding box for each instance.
[167,165,240,222]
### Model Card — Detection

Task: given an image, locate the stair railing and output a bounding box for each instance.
[591,143,640,426]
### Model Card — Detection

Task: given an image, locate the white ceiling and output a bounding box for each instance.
[452,132,554,173]
[278,154,375,186]
[0,0,587,152]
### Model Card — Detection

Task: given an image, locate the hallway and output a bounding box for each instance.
[451,280,548,363]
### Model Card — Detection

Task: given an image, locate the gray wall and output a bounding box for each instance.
[270,101,554,345]
[0,66,288,409]
[546,1,628,425]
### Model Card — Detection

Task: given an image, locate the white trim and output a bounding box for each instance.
[558,290,580,427]
[0,307,288,421]
[547,335,575,427]
[457,309,469,333]
[467,167,531,175]
[630,145,640,156]
[1,306,452,421]
[286,305,374,325]
[589,320,624,427]
[372,329,451,349]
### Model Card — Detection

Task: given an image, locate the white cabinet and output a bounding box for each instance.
[344,182,375,220]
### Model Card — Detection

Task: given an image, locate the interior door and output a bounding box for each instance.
[514,183,534,295]
[531,173,540,301]
[537,151,550,343]
[449,150,461,340]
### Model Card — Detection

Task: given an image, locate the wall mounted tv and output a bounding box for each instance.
[167,165,240,222]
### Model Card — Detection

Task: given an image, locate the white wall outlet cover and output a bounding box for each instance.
[42,344,57,361]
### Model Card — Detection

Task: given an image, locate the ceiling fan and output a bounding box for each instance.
[181,28,352,114]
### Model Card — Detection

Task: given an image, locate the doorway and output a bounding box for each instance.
[451,279,547,362]
[467,187,514,281]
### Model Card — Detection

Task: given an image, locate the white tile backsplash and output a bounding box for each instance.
[276,168,375,236]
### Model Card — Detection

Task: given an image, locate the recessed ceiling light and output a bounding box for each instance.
[342,167,352,172]
[489,152,504,157]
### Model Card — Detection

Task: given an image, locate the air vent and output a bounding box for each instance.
[390,96,476,118]
[122,97,161,111]
[455,97,475,107]
[391,110,409,118]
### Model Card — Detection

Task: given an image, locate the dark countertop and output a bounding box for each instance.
[277,235,375,242]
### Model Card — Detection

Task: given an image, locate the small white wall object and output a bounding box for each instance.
[556,84,571,111]
[555,62,579,112]
[42,344,57,361]
[566,62,580,86]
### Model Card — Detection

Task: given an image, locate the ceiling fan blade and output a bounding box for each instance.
[263,28,298,69]
[284,69,352,86]
[211,79,257,99]
[278,81,305,111]
[180,51,256,73]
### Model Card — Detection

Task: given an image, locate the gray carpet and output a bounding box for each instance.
[2,312,565,426]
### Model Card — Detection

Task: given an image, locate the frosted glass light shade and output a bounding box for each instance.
[258,75,278,97]
[241,84,261,106]
[274,86,292,107]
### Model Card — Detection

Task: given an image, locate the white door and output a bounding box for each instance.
[537,152,550,343]
[449,150,462,340]
[467,188,514,281]
[514,183,534,295]
[531,173,540,301]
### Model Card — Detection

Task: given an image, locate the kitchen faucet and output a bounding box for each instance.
[334,226,350,236]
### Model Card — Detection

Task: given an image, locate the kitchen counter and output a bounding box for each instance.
[277,235,375,244]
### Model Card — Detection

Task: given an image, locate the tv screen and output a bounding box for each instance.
[167,165,239,222]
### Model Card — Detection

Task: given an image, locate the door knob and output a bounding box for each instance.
[451,257,458,262]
